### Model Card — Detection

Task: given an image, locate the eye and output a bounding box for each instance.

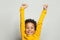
[31,27,34,29]
[26,27,29,29]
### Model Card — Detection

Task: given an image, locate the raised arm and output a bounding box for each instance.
[34,4,48,36]
[20,4,28,36]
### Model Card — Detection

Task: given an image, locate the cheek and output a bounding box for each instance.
[31,29,35,32]
[25,28,29,32]
[25,28,35,32]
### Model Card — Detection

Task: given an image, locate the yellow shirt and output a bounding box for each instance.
[20,7,47,40]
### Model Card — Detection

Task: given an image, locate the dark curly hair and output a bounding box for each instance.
[25,19,37,30]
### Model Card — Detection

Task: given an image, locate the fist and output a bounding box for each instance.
[21,3,28,9]
[43,4,48,10]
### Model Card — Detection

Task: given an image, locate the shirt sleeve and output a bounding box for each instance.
[20,7,25,36]
[34,9,47,37]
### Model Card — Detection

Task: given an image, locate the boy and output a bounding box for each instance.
[20,3,48,40]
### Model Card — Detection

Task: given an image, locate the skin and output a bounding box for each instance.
[21,3,48,35]
[25,22,35,35]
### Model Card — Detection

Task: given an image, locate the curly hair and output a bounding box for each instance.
[25,19,37,30]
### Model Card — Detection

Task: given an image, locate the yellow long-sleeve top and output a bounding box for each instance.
[20,7,47,40]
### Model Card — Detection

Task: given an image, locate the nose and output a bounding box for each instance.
[28,29,31,31]
[28,28,32,31]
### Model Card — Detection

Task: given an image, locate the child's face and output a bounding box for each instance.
[25,22,35,35]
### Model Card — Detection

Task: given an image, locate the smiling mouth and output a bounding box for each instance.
[28,31,33,34]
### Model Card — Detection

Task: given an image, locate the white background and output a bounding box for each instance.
[0,0,60,40]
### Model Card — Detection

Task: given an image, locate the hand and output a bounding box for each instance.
[43,4,48,10]
[21,3,28,9]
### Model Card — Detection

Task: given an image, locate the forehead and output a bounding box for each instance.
[25,22,34,27]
